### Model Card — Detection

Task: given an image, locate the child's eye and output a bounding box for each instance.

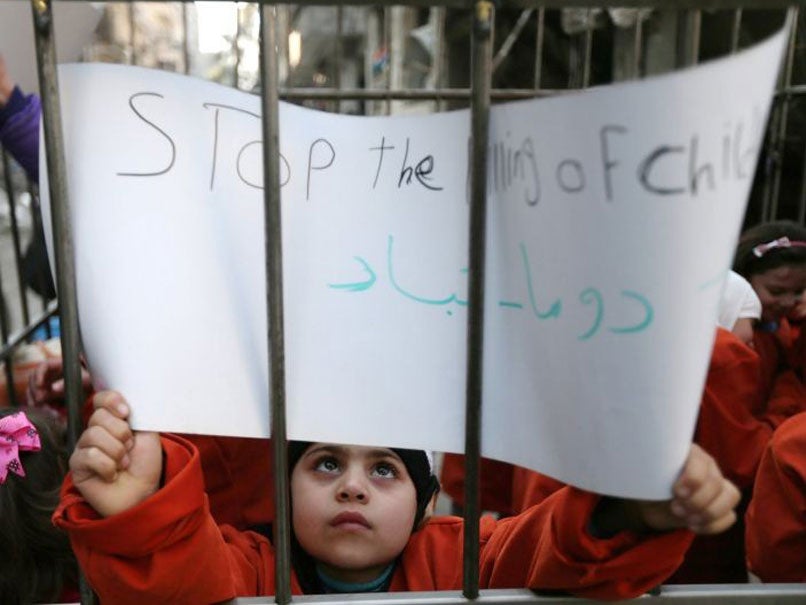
[314,457,340,473]
[371,462,398,479]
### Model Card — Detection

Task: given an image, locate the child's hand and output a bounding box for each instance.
[69,390,162,517]
[591,444,739,537]
[635,444,740,535]
[27,357,93,409]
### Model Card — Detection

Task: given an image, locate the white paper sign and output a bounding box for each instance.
[42,27,786,498]
[0,0,101,95]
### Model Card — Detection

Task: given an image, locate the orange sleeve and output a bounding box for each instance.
[53,434,281,604]
[510,466,566,512]
[763,370,806,430]
[181,434,274,529]
[694,329,771,488]
[753,327,788,398]
[478,488,692,599]
[439,453,515,515]
[745,413,806,582]
[396,488,691,599]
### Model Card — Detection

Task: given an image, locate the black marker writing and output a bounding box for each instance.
[307,138,336,201]
[118,92,176,177]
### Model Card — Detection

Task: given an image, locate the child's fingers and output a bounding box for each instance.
[87,405,135,452]
[79,421,132,460]
[92,390,130,418]
[673,443,717,499]
[672,444,740,534]
[689,481,740,534]
[73,433,129,483]
[674,455,722,515]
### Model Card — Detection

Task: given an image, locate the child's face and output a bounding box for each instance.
[750,264,806,322]
[291,443,418,584]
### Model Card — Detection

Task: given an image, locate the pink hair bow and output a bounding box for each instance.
[0,411,41,484]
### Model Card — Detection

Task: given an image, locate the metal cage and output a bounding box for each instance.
[1,1,805,604]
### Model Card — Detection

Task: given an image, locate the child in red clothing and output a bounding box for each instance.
[745,411,806,582]
[56,391,740,604]
[733,220,806,394]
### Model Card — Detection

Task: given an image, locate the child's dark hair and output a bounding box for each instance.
[0,407,76,604]
[733,220,806,278]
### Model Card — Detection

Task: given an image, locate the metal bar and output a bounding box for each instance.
[389,6,406,114]
[0,302,58,364]
[279,87,570,101]
[533,8,545,89]
[730,8,743,52]
[26,179,52,324]
[128,1,137,65]
[383,5,391,115]
[0,230,17,406]
[768,6,799,219]
[798,139,806,224]
[234,3,243,88]
[760,100,782,222]
[258,3,291,603]
[582,11,594,88]
[182,1,191,75]
[433,6,447,112]
[1,151,30,326]
[336,4,343,112]
[680,9,702,66]
[633,13,645,78]
[228,584,806,605]
[277,82,806,102]
[30,0,93,603]
[48,1,803,10]
[463,0,493,599]
[492,9,533,73]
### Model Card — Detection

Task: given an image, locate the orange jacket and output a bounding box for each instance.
[440,453,515,515]
[745,412,806,582]
[55,434,692,604]
[185,435,273,529]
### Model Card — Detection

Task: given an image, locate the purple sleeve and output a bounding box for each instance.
[0,86,41,181]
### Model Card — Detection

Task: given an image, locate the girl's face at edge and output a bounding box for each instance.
[749,264,806,323]
[290,443,418,585]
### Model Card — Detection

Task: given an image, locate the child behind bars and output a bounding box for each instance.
[55,390,739,604]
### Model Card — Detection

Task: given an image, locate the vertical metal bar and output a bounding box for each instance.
[581,11,594,88]
[0,193,17,404]
[1,151,31,326]
[27,180,51,321]
[364,7,379,116]
[433,7,447,112]
[234,3,243,88]
[128,2,137,65]
[761,104,782,222]
[389,6,406,115]
[680,9,701,67]
[730,8,743,53]
[259,3,290,603]
[533,8,545,89]
[383,6,391,115]
[30,0,92,603]
[335,5,343,113]
[633,14,644,79]
[182,2,191,75]
[768,7,799,220]
[463,0,493,599]
[797,143,806,224]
